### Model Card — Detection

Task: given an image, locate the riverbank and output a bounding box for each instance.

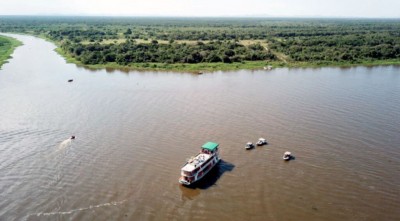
[13,33,400,72]
[0,35,22,69]
[54,46,284,72]
[55,45,400,72]
[2,17,400,72]
[5,33,400,73]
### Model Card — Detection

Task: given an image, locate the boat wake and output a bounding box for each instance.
[29,200,126,217]
[58,138,72,151]
[43,138,74,161]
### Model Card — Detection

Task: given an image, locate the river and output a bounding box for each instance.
[0,34,399,221]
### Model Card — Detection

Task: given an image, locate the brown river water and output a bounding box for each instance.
[0,34,399,221]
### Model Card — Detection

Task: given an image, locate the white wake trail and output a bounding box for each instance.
[57,138,72,151]
[30,200,126,217]
[44,138,73,159]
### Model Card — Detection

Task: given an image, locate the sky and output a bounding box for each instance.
[0,0,399,18]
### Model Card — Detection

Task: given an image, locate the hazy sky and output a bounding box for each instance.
[0,0,399,18]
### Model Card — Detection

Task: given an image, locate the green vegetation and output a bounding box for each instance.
[0,35,22,69]
[1,16,399,71]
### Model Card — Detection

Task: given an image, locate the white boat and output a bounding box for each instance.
[263,65,273,70]
[245,142,254,150]
[256,138,267,146]
[179,142,221,185]
[283,151,292,161]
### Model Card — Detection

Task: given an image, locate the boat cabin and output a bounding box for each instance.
[181,142,219,175]
[179,142,221,185]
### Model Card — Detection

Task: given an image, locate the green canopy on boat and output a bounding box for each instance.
[202,142,219,151]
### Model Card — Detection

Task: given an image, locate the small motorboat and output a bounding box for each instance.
[256,138,267,146]
[68,79,73,82]
[263,65,273,70]
[283,151,292,161]
[245,142,254,150]
[70,136,76,140]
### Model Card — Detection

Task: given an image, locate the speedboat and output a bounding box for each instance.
[179,142,221,186]
[283,151,292,161]
[245,142,254,150]
[256,138,267,146]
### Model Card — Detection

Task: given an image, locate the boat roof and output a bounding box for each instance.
[182,153,211,172]
[202,142,219,151]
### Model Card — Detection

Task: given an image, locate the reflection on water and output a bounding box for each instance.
[0,34,399,221]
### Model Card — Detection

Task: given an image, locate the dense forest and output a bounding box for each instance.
[1,16,399,69]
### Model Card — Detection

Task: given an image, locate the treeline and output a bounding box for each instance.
[1,16,400,65]
[61,40,276,64]
[269,33,400,62]
[2,16,400,42]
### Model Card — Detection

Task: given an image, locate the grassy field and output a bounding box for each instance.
[0,35,22,69]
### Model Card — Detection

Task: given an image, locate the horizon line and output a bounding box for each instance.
[0,14,399,19]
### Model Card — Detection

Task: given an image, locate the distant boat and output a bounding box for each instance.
[245,142,254,150]
[256,138,267,146]
[179,142,221,185]
[263,65,273,70]
[283,151,292,161]
[68,79,73,82]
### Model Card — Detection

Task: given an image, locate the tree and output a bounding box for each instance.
[124,28,132,35]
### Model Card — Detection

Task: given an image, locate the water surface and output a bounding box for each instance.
[0,34,399,221]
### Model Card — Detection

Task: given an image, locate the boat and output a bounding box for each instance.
[283,151,292,161]
[245,142,254,150]
[263,65,273,70]
[179,142,221,185]
[68,79,73,82]
[256,138,267,146]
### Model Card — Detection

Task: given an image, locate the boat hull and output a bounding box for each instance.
[179,156,220,186]
[245,145,254,150]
